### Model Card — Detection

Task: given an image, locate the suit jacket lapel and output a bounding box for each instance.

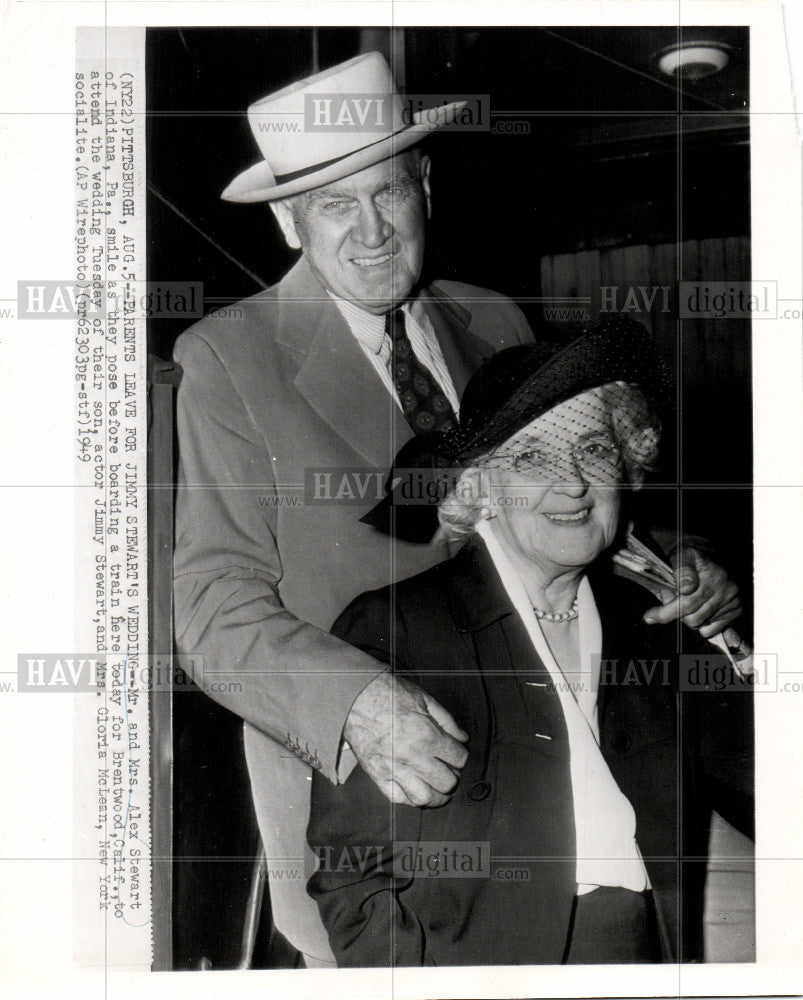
[419,283,497,400]
[274,262,495,466]
[447,539,571,749]
[592,563,620,727]
[592,564,663,731]
[447,538,554,686]
[276,258,412,467]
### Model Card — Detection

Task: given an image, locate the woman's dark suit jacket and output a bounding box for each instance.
[306,537,752,967]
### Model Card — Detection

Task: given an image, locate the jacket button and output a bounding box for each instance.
[612,732,632,753]
[467,780,492,801]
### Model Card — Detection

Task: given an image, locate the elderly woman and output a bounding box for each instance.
[306,317,751,967]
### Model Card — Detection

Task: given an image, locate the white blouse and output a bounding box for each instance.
[475,519,649,895]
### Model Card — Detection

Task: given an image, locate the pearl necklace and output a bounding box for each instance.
[532,597,579,623]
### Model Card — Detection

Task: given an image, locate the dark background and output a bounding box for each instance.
[147,26,750,340]
[147,26,752,969]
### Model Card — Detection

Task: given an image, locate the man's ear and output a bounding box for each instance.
[270,199,303,250]
[419,154,433,220]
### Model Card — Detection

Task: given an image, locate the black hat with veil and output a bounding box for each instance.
[361,314,672,543]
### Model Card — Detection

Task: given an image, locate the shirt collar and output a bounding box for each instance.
[327,292,427,355]
[327,291,388,355]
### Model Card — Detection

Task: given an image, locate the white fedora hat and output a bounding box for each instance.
[221,51,466,203]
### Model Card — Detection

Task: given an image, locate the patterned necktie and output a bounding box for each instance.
[386,308,458,434]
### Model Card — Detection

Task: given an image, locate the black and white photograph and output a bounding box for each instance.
[1,3,802,1000]
[148,21,755,973]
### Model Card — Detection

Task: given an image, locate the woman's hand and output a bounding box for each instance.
[642,547,742,637]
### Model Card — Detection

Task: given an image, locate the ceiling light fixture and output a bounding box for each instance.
[655,41,732,81]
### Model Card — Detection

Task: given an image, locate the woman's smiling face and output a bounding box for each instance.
[486,389,624,578]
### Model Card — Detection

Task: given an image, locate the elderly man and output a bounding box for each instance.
[172,51,741,966]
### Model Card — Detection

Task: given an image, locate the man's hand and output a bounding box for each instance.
[643,546,742,637]
[343,672,469,807]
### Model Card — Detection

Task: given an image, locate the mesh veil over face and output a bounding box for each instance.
[477,382,660,491]
[360,315,670,543]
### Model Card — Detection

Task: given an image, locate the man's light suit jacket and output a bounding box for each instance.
[172,255,532,957]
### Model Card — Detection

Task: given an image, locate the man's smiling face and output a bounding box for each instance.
[271,151,431,314]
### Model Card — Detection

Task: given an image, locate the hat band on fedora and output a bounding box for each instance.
[273,125,416,185]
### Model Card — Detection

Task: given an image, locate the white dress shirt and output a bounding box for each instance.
[475,519,649,896]
[328,293,461,416]
[331,291,460,784]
